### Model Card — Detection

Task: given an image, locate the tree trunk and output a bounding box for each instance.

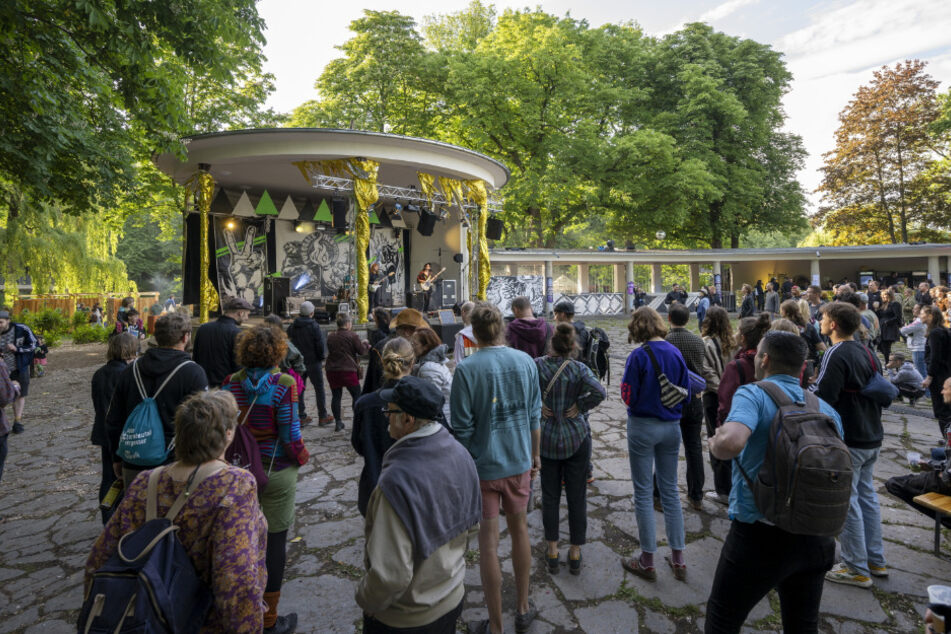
[896,140,909,243]
[873,152,896,243]
[528,206,543,248]
[709,202,723,249]
[730,232,739,249]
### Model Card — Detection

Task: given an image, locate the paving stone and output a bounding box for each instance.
[819,582,887,623]
[574,600,639,633]
[24,620,75,633]
[280,574,360,634]
[333,542,365,570]
[0,567,25,582]
[593,479,634,498]
[532,583,577,630]
[619,536,722,608]
[295,471,330,504]
[4,607,41,631]
[298,516,363,549]
[642,609,673,633]
[547,541,623,601]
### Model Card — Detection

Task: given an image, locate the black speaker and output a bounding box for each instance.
[263,277,290,315]
[332,198,348,228]
[440,280,457,306]
[407,292,428,311]
[486,217,504,240]
[417,210,437,236]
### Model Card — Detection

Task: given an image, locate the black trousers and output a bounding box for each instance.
[99,445,118,524]
[0,433,7,485]
[304,361,328,419]
[363,599,463,634]
[331,384,361,426]
[680,397,705,502]
[541,435,591,545]
[703,393,732,496]
[885,471,951,528]
[930,378,951,435]
[705,520,834,634]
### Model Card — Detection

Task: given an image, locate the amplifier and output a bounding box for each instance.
[263,277,290,316]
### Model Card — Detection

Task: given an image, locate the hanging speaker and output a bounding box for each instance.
[417,209,438,236]
[332,198,348,228]
[486,217,504,240]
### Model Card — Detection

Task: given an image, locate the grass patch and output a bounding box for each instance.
[613,578,702,618]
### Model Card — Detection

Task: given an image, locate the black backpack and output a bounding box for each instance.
[734,381,852,537]
[77,465,223,633]
[582,327,611,384]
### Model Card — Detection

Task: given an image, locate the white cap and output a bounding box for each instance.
[300,301,315,316]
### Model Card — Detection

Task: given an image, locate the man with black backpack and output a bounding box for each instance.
[706,331,845,633]
[813,301,889,589]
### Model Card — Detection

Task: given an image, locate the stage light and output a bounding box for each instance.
[293,273,310,291]
[226,220,236,230]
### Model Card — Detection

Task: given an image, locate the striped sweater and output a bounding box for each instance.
[222,367,309,471]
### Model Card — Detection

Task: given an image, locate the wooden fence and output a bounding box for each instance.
[13,293,162,321]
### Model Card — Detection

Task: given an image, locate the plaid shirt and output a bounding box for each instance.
[535,356,607,459]
[665,327,706,375]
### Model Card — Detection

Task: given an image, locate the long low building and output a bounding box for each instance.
[487,243,951,315]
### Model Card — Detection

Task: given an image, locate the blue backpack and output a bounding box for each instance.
[116,360,193,467]
[77,464,223,633]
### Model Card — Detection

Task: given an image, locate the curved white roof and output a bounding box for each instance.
[154,128,510,196]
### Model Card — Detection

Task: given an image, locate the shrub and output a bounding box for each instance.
[71,310,89,329]
[72,324,111,344]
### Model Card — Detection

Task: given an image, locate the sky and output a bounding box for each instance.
[256,0,951,211]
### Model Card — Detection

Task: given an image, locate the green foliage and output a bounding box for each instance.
[116,210,182,292]
[0,0,268,215]
[71,311,89,330]
[72,324,112,344]
[295,10,807,248]
[16,308,69,347]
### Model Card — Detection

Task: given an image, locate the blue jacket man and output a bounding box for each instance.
[0,310,37,434]
[696,289,710,328]
[705,331,843,633]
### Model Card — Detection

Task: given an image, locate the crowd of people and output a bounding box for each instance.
[6,275,941,634]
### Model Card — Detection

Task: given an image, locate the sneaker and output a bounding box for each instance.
[621,556,657,581]
[11,421,23,434]
[466,619,493,634]
[546,552,559,574]
[825,563,873,588]
[688,497,703,511]
[665,555,687,582]
[299,415,312,428]
[335,421,345,432]
[318,416,334,427]
[869,564,888,577]
[586,474,595,484]
[514,599,538,633]
[264,613,298,634]
[705,491,729,506]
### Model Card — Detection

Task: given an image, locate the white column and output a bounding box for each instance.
[626,261,635,313]
[577,264,589,293]
[929,255,940,285]
[651,263,663,293]
[544,260,553,316]
[613,263,625,293]
[810,259,821,287]
[689,263,700,292]
[712,261,722,293]
[504,264,514,276]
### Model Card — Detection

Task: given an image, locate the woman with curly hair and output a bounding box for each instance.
[700,306,735,504]
[222,325,309,634]
[780,299,826,384]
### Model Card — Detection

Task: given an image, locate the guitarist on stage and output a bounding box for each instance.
[417,263,434,312]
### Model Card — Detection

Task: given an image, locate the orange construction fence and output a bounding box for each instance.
[13,293,162,322]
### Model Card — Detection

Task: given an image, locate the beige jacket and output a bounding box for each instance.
[701,336,733,394]
[355,487,472,628]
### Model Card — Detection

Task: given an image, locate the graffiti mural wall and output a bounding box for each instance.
[551,293,624,316]
[369,230,405,303]
[276,222,352,298]
[486,276,544,315]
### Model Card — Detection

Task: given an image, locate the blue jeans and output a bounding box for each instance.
[627,416,685,553]
[839,447,886,577]
[911,350,926,383]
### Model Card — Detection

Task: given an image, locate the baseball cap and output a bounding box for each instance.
[222,296,253,311]
[553,300,575,315]
[0,310,10,319]
[379,376,445,421]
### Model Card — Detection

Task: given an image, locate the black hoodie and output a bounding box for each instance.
[287,316,326,366]
[105,347,208,463]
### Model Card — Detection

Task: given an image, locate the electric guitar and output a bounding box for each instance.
[369,271,395,293]
[420,268,446,291]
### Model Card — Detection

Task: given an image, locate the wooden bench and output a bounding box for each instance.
[913,492,951,555]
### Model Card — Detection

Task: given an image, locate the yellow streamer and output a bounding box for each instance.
[464,180,490,300]
[190,171,220,323]
[417,172,437,209]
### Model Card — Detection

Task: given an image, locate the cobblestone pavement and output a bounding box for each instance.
[0,319,947,633]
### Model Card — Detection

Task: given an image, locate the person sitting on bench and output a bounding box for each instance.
[884,377,951,528]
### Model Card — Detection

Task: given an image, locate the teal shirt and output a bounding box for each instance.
[451,346,541,481]
[725,374,843,524]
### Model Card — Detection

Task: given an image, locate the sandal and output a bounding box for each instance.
[621,556,657,581]
[665,555,687,582]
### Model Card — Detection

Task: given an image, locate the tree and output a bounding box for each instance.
[0,0,268,216]
[423,1,496,53]
[290,11,436,134]
[637,23,807,248]
[815,60,950,243]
